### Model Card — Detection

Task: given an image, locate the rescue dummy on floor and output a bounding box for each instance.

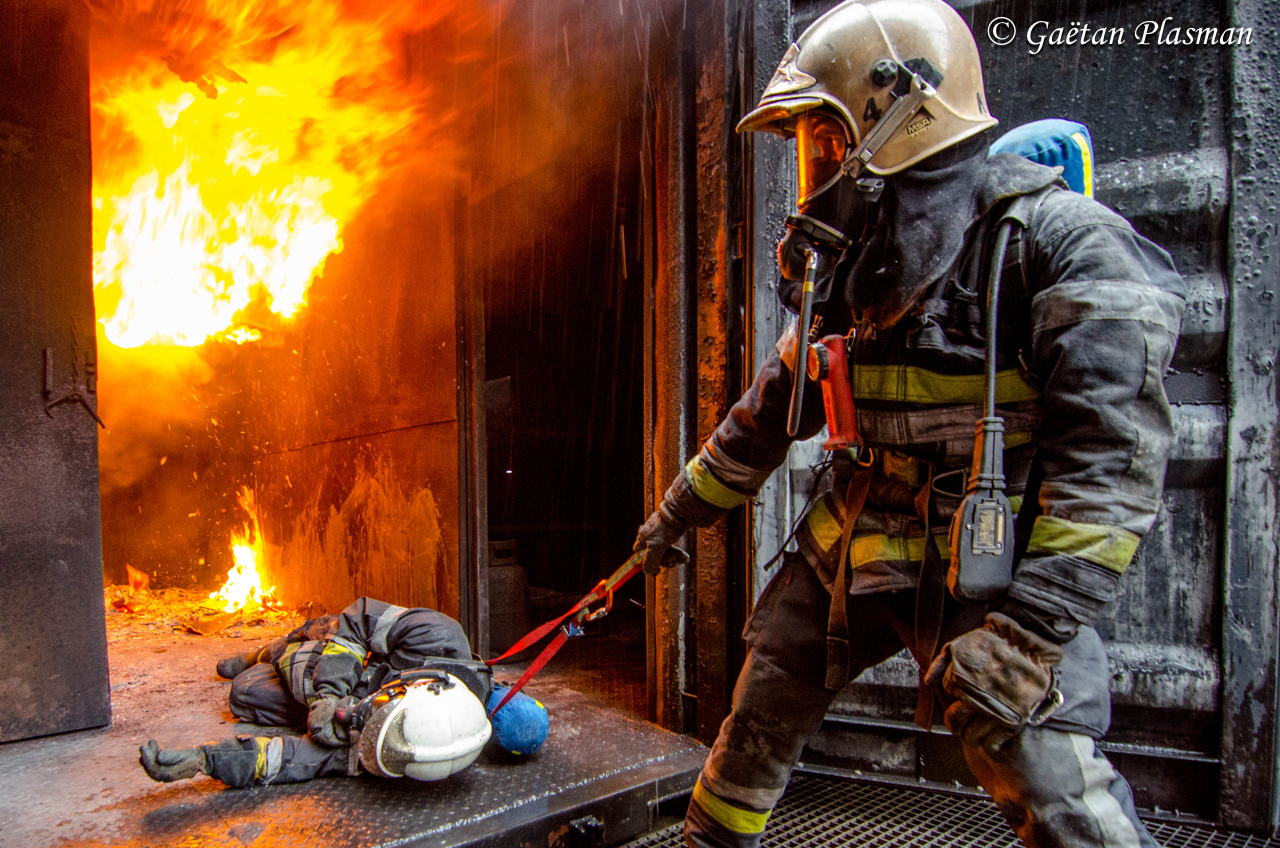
[139,597,550,788]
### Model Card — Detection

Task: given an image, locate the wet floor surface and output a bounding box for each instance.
[0,622,704,847]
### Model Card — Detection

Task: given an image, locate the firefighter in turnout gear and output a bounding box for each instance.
[139,597,546,788]
[634,2,1184,847]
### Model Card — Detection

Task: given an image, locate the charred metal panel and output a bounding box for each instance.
[693,0,737,744]
[0,0,110,741]
[747,0,798,604]
[1222,0,1280,830]
[648,26,697,734]
[456,192,487,657]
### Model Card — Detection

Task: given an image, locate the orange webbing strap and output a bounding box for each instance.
[485,550,646,716]
[826,465,874,690]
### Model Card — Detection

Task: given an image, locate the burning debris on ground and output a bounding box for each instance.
[104,582,304,640]
[105,483,313,637]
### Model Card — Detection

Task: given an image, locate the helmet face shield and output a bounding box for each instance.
[796,113,850,205]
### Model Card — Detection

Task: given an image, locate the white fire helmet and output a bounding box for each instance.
[358,673,491,781]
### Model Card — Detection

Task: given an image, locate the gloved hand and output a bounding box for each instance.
[924,612,1065,755]
[139,739,208,782]
[998,596,1080,645]
[634,510,690,576]
[307,695,358,747]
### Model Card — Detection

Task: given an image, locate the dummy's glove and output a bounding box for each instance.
[633,510,690,576]
[139,740,208,782]
[307,695,358,747]
[925,612,1066,755]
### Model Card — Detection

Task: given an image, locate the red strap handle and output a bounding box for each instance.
[485,550,645,715]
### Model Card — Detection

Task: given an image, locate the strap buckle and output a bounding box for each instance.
[1027,671,1065,727]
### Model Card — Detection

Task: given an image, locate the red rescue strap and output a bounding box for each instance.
[485,549,645,716]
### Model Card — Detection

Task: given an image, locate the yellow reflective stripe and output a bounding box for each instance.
[805,497,1021,564]
[1071,131,1094,198]
[323,639,365,659]
[254,737,271,780]
[1026,515,1139,573]
[685,456,749,510]
[852,366,1040,405]
[850,533,949,568]
[804,497,842,552]
[1006,431,1033,449]
[692,781,770,835]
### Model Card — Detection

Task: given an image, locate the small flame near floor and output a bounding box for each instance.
[107,486,302,636]
[209,487,276,614]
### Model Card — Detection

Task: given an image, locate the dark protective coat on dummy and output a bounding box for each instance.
[209,597,474,788]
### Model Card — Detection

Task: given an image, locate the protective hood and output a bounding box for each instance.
[846,143,1064,329]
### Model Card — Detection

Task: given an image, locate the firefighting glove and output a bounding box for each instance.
[634,510,690,576]
[998,597,1080,645]
[139,739,209,782]
[307,695,358,748]
[924,612,1066,755]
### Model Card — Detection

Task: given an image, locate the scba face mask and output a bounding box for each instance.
[776,113,884,309]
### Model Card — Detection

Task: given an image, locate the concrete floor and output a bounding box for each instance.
[0,613,704,848]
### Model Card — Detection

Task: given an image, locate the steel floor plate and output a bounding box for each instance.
[622,774,1280,848]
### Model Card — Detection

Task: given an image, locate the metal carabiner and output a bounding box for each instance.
[583,588,614,622]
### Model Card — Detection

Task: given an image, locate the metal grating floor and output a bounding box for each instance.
[622,774,1280,848]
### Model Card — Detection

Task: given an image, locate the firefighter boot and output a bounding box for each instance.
[216,647,265,679]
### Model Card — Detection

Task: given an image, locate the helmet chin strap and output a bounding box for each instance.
[842,67,938,180]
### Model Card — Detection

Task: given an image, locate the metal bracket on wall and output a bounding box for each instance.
[43,347,105,428]
[568,814,605,848]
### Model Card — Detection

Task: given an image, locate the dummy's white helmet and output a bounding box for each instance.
[358,673,491,781]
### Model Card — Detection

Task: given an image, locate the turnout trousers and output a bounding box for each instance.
[685,554,1159,848]
[223,628,350,785]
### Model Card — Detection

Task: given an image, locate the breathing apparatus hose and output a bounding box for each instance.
[786,249,820,437]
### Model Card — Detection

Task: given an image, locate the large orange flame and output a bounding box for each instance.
[211,486,274,612]
[90,1,434,348]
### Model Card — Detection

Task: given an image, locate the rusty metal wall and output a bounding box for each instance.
[648,20,698,734]
[743,0,1279,831]
[643,0,759,740]
[0,0,111,742]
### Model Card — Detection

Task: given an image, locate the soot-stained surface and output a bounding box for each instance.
[0,613,704,847]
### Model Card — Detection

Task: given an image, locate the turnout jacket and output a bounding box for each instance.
[265,597,473,706]
[658,150,1185,628]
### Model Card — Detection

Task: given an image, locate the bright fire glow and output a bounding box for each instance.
[91,1,428,348]
[211,487,275,612]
